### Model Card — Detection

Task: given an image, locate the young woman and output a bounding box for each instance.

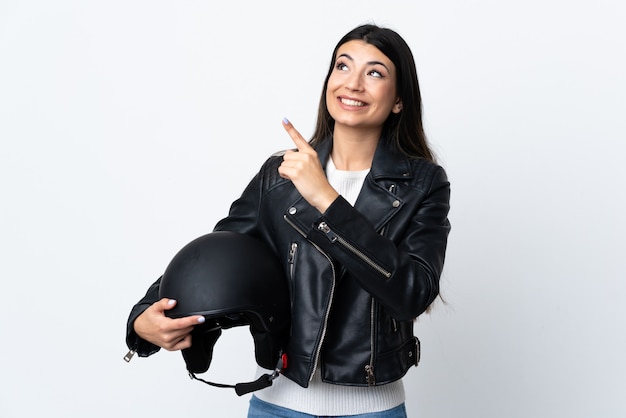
[126,24,451,417]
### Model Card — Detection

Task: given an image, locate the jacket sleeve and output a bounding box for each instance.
[213,155,284,236]
[306,165,451,320]
[125,277,162,357]
[213,173,262,235]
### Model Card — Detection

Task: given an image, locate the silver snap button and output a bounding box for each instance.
[392,200,400,208]
[289,207,297,215]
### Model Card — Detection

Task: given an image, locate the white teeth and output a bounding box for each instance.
[340,98,365,107]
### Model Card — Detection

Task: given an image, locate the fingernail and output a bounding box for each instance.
[197,316,206,323]
[282,117,289,125]
[168,299,176,305]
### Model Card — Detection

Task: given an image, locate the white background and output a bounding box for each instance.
[1,1,625,417]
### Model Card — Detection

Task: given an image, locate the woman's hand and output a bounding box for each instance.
[279,118,339,213]
[133,298,206,351]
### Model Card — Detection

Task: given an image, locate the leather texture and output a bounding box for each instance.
[126,136,451,388]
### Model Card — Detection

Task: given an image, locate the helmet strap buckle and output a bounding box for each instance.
[187,351,287,397]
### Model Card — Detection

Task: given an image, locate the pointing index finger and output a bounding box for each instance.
[282,118,312,151]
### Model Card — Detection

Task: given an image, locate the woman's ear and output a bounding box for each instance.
[392,98,403,113]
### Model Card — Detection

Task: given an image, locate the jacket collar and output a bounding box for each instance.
[315,136,414,181]
[315,137,411,231]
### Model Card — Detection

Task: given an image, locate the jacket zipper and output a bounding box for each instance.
[287,242,298,298]
[288,242,298,275]
[317,222,391,278]
[366,298,377,385]
[365,183,396,385]
[365,364,375,386]
[284,214,337,381]
[123,349,136,362]
[286,242,299,340]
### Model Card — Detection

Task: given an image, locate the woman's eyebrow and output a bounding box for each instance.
[337,53,390,71]
[338,53,354,61]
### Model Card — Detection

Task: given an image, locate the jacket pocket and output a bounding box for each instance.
[287,241,298,309]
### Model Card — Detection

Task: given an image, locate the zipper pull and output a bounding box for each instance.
[288,242,298,264]
[123,349,136,363]
[317,222,338,242]
[365,364,375,385]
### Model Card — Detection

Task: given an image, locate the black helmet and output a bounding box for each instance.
[158,231,290,395]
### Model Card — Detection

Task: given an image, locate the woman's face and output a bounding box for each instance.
[326,40,402,134]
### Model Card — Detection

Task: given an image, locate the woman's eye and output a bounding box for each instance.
[369,69,383,78]
[336,62,348,71]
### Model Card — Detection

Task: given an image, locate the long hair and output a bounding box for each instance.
[310,24,435,162]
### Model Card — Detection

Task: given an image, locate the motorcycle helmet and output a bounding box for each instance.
[158,231,290,395]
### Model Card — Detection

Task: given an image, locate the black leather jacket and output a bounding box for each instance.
[126,137,450,388]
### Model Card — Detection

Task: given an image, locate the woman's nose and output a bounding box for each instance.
[345,72,363,91]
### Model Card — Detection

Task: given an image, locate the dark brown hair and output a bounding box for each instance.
[310,24,435,162]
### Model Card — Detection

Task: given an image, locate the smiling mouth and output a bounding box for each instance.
[340,97,366,107]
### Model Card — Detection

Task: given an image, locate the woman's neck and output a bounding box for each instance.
[331,126,380,171]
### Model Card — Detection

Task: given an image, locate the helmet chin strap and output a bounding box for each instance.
[187,352,286,396]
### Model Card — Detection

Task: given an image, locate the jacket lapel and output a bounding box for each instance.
[354,140,413,231]
[319,138,413,232]
[285,138,414,233]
